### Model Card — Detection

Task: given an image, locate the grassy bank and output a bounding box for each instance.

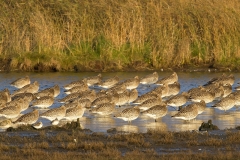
[1,0,240,71]
[1,129,240,159]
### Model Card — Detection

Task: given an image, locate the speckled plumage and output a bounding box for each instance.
[40,106,66,121]
[212,94,235,112]
[64,105,86,120]
[138,97,162,111]
[140,72,159,85]
[172,104,198,121]
[14,110,39,125]
[31,96,54,108]
[90,102,115,116]
[114,106,140,123]
[10,76,30,89]
[99,76,119,89]
[141,103,167,122]
[155,72,178,85]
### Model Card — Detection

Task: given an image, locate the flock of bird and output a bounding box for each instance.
[0,71,238,130]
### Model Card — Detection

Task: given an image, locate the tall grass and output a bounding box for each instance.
[1,0,240,71]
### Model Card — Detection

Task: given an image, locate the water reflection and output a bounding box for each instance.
[116,125,139,133]
[1,71,240,133]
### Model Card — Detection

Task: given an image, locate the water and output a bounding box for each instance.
[0,71,240,133]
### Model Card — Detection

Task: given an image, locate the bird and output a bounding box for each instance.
[212,94,236,112]
[64,79,88,90]
[64,85,89,95]
[13,109,39,125]
[0,104,21,119]
[140,72,159,85]
[128,89,138,104]
[141,103,168,122]
[11,81,39,96]
[34,88,55,99]
[165,92,189,110]
[0,89,11,102]
[171,104,198,121]
[0,119,12,129]
[155,72,178,85]
[114,106,140,124]
[84,74,102,86]
[138,97,162,111]
[119,76,140,90]
[40,106,66,121]
[32,121,43,129]
[10,76,30,89]
[91,95,112,108]
[64,105,86,121]
[31,96,54,108]
[89,102,115,116]
[167,82,180,97]
[98,76,119,89]
[132,93,160,104]
[51,118,59,125]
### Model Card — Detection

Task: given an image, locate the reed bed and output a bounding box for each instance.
[1,0,240,71]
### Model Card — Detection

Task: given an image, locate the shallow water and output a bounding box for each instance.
[0,71,240,133]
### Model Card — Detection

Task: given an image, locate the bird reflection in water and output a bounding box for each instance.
[116,124,139,133]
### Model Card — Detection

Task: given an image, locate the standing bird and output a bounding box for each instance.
[64,105,86,121]
[10,76,30,89]
[171,104,198,121]
[40,106,66,121]
[99,76,119,89]
[119,76,140,90]
[32,121,43,129]
[140,72,159,85]
[84,74,102,86]
[166,92,189,110]
[155,72,178,85]
[114,106,140,124]
[212,94,236,112]
[13,110,39,125]
[141,103,168,122]
[89,102,115,116]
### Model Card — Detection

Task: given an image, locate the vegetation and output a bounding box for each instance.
[1,129,240,159]
[1,0,240,71]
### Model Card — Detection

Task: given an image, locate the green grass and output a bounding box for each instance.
[1,0,240,71]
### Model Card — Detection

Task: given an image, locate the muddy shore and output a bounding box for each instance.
[0,58,237,73]
[1,120,240,160]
